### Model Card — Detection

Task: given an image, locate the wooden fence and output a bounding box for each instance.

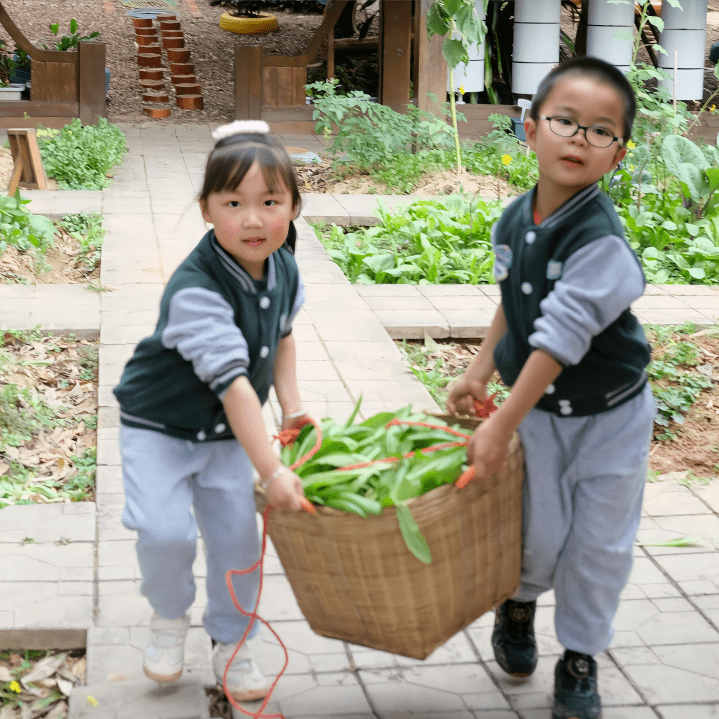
[0,2,105,128]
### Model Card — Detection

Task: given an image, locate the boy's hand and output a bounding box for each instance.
[446,376,489,416]
[466,415,511,481]
[264,467,305,512]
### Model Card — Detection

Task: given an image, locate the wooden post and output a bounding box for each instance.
[6,128,47,195]
[379,0,413,112]
[413,0,447,118]
[235,44,262,120]
[78,41,106,125]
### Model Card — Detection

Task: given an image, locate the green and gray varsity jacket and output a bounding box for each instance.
[113,226,304,442]
[492,184,651,417]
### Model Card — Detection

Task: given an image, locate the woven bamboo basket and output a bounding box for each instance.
[254,414,524,660]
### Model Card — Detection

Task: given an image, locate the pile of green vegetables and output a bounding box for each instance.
[280,402,471,563]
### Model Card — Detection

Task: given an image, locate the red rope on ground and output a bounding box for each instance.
[222,417,323,719]
[223,408,496,715]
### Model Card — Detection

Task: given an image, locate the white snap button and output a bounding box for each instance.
[521,282,533,294]
[260,346,269,358]
[259,297,270,309]
[197,430,207,441]
[214,423,226,434]
[526,231,536,244]
[545,384,555,394]
[560,406,573,415]
[559,399,571,407]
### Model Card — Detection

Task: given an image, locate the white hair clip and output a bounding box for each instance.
[211,120,270,142]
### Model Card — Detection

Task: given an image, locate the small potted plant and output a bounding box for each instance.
[0,44,25,100]
[9,47,31,86]
[210,0,279,34]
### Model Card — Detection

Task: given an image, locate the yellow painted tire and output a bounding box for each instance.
[219,11,278,34]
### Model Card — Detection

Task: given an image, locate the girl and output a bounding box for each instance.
[113,119,309,703]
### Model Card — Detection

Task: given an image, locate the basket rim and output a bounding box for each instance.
[256,412,523,517]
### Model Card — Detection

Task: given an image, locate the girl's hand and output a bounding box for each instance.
[466,415,511,481]
[264,467,305,512]
[280,411,312,433]
[446,376,488,416]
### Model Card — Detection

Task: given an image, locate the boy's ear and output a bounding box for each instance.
[524,117,537,151]
[611,145,628,171]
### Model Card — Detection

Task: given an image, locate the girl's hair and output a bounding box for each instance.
[198,131,302,215]
[530,56,636,143]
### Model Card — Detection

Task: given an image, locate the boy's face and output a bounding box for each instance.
[524,75,628,195]
[200,161,297,280]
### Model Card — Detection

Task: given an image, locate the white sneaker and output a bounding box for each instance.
[212,635,272,703]
[143,612,190,683]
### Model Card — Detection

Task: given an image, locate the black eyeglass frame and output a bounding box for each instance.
[539,115,623,148]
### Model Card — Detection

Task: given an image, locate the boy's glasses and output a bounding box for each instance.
[540,116,622,148]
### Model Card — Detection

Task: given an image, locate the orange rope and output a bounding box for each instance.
[223,407,496,716]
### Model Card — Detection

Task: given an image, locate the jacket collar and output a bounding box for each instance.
[529,184,600,230]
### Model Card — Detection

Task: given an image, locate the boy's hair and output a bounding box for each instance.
[198,132,302,216]
[530,57,636,143]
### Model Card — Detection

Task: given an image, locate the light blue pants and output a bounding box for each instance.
[120,425,261,644]
[513,384,656,656]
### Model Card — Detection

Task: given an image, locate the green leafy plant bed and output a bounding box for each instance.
[0,329,98,508]
[0,648,86,718]
[314,194,502,284]
[36,119,128,190]
[304,79,538,196]
[396,322,719,479]
[0,205,105,285]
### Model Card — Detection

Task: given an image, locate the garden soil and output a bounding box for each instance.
[404,335,719,479]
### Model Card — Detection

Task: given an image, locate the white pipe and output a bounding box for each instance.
[658,1,708,101]
[586,0,634,74]
[512,0,560,95]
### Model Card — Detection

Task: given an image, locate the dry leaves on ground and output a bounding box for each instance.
[0,332,98,505]
[0,649,85,719]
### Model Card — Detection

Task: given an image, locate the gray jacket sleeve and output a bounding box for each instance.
[161,287,249,396]
[528,235,645,366]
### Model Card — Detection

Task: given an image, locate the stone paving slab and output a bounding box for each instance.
[68,678,210,719]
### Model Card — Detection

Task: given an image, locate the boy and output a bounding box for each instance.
[447,57,656,719]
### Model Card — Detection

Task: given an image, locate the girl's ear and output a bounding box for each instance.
[199,200,212,224]
[524,117,537,151]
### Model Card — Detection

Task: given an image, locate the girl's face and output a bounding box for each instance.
[200,161,297,280]
[524,75,628,197]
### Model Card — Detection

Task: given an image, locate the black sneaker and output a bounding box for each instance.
[491,599,538,677]
[552,650,602,719]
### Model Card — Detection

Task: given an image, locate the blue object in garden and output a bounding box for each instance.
[126,8,180,18]
[711,42,719,65]
[511,98,532,142]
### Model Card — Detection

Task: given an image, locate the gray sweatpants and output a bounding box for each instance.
[120,425,261,644]
[513,383,656,656]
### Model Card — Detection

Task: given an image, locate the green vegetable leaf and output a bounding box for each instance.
[639,536,703,547]
[396,503,431,563]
